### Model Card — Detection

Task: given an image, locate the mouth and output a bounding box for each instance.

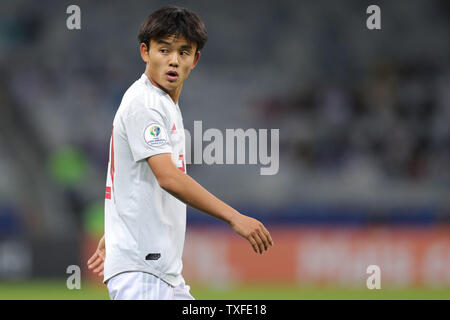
[166,70,179,82]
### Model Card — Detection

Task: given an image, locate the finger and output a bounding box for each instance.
[253,231,266,253]
[257,229,269,251]
[99,271,104,277]
[252,233,265,254]
[93,260,103,271]
[94,265,104,273]
[88,257,101,269]
[88,257,102,270]
[261,225,274,246]
[87,253,98,265]
[259,227,273,250]
[98,251,105,260]
[247,236,259,254]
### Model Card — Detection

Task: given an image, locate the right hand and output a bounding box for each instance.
[87,235,106,277]
[229,213,274,254]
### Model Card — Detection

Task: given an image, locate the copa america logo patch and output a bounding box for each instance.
[144,124,167,147]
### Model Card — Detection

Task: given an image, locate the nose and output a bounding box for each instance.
[169,52,179,68]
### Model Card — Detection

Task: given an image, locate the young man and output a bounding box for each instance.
[87,5,273,300]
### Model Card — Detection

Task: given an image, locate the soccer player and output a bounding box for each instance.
[87,5,273,300]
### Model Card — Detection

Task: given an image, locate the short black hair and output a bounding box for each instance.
[138,5,207,52]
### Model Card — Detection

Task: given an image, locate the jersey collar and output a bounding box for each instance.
[141,73,179,107]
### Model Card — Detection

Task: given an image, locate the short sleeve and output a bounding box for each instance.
[124,106,173,162]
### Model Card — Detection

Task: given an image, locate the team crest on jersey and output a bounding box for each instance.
[144,124,167,147]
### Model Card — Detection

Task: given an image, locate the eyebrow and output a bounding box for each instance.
[157,40,193,50]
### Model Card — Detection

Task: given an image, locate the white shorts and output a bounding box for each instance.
[106,271,195,300]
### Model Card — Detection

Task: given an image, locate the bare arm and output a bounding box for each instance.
[147,153,274,254]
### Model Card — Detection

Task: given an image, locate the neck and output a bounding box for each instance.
[145,71,181,104]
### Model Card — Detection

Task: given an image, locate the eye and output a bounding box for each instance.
[160,49,168,54]
[180,51,189,56]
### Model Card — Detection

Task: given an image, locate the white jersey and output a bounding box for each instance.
[103,73,187,287]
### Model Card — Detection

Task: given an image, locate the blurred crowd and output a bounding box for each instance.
[256,59,450,185]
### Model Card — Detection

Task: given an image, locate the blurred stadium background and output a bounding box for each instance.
[0,0,449,299]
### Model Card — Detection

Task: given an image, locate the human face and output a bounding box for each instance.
[140,35,200,102]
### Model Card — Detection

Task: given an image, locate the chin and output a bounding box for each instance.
[154,80,173,92]
[165,82,179,91]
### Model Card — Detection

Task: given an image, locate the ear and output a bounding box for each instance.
[140,43,150,63]
[191,51,201,70]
